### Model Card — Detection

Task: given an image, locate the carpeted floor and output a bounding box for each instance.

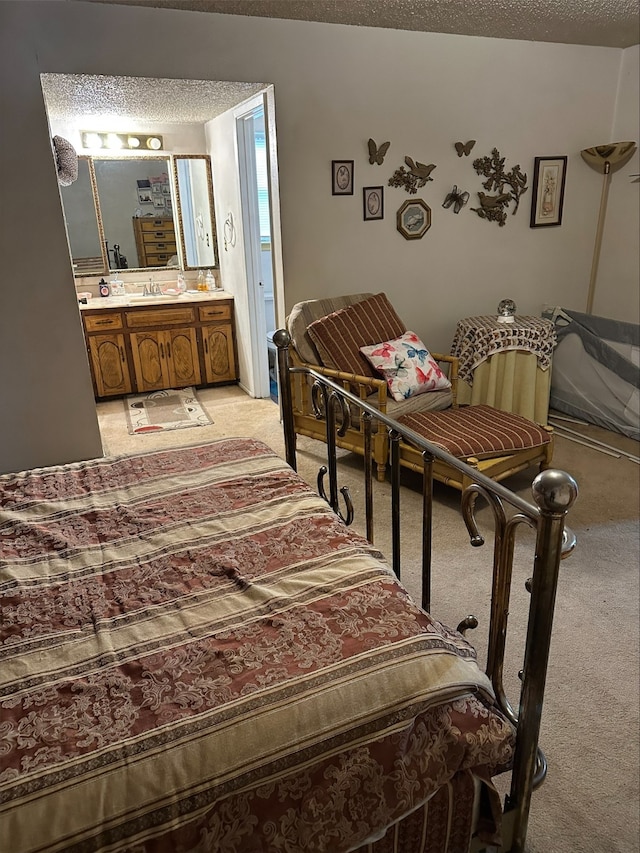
[96,386,640,853]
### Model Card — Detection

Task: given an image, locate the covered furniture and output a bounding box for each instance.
[450,315,557,425]
[543,307,639,440]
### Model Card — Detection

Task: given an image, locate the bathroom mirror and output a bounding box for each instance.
[173,155,219,269]
[60,157,108,276]
[93,157,178,271]
[60,154,219,275]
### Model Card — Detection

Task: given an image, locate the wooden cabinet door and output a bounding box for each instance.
[88,333,133,397]
[166,327,201,388]
[129,330,170,392]
[202,324,236,384]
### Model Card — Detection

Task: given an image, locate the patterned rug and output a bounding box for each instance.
[124,387,213,435]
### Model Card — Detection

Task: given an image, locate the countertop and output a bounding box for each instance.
[78,290,231,311]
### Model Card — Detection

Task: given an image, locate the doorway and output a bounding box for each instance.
[236,96,278,400]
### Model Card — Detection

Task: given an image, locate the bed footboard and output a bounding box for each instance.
[275,330,578,853]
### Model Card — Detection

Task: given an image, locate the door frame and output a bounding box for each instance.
[234,89,283,398]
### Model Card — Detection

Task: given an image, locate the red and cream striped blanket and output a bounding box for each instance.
[0,439,514,852]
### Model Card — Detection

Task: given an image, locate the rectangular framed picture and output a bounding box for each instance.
[363,186,384,220]
[530,156,567,227]
[137,189,153,204]
[332,160,354,195]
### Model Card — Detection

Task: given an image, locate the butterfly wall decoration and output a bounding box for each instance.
[368,138,390,165]
[454,140,476,157]
[442,185,470,214]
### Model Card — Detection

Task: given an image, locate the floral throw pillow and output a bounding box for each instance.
[360,332,451,402]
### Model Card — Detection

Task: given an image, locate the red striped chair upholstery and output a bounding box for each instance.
[397,405,553,491]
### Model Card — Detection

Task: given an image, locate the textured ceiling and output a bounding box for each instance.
[44,0,639,126]
[86,0,640,49]
[42,74,268,124]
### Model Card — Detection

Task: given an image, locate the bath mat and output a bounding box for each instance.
[124,387,213,434]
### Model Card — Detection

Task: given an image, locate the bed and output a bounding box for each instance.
[0,339,577,853]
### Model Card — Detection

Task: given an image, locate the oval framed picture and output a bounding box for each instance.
[396,198,431,240]
[363,186,384,220]
[331,160,354,195]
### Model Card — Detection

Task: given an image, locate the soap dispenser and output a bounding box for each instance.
[205,269,215,292]
[197,270,206,292]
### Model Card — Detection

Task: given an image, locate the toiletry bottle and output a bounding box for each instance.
[205,269,215,292]
[99,278,110,297]
[177,272,186,293]
[197,270,206,292]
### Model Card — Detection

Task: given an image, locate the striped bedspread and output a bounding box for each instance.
[0,439,514,853]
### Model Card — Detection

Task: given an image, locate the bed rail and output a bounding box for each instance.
[275,329,578,853]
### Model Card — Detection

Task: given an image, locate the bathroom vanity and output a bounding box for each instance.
[80,293,237,398]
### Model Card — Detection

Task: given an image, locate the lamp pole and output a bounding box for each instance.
[580,141,637,315]
[585,159,612,315]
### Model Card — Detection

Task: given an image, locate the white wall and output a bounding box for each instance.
[595,45,640,322]
[0,0,636,472]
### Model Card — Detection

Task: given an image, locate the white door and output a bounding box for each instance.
[236,96,276,399]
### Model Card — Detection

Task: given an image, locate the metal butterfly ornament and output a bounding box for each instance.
[455,140,476,157]
[368,138,390,165]
[442,185,470,214]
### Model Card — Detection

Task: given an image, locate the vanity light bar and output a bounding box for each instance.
[81,132,164,151]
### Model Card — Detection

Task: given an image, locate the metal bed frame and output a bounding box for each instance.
[275,329,578,853]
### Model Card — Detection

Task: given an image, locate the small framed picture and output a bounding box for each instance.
[153,196,165,209]
[137,189,153,204]
[363,186,384,220]
[530,156,567,227]
[332,160,354,195]
[152,183,163,194]
[396,198,432,240]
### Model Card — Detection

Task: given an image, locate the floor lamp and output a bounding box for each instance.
[580,141,637,314]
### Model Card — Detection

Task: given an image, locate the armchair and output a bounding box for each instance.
[285,292,457,481]
[283,291,554,490]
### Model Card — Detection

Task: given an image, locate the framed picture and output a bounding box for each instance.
[332,160,354,195]
[530,156,567,227]
[396,198,431,240]
[137,189,153,204]
[153,196,165,209]
[363,186,384,220]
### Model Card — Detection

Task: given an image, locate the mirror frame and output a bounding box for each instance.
[172,155,219,271]
[63,154,219,277]
[92,154,177,275]
[63,156,110,277]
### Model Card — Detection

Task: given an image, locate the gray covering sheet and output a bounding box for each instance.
[543,307,640,440]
